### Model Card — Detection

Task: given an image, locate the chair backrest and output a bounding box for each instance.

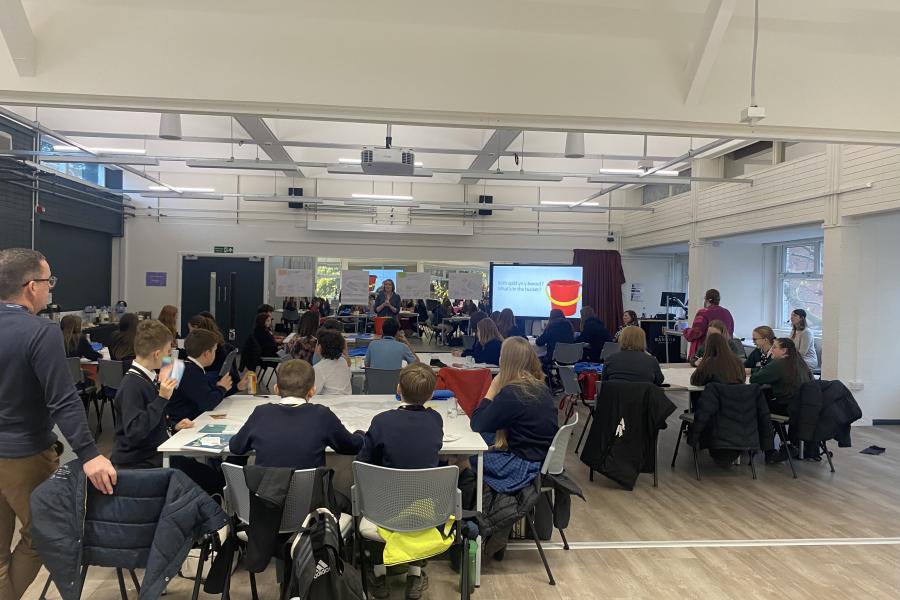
[66,357,83,384]
[553,342,584,365]
[221,463,319,533]
[558,365,581,396]
[541,413,580,476]
[351,462,460,532]
[462,335,476,351]
[98,359,125,389]
[600,342,620,360]
[365,368,401,394]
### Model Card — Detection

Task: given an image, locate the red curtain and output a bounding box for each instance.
[573,249,626,331]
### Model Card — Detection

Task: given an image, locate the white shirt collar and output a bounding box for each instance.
[187,356,204,370]
[131,361,157,382]
[279,396,309,405]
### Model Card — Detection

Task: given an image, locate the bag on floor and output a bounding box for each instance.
[284,508,364,600]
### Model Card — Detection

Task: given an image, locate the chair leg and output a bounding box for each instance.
[821,441,835,473]
[526,511,555,586]
[38,573,52,600]
[129,570,141,592]
[692,445,702,481]
[356,519,369,599]
[116,568,129,600]
[749,450,758,480]
[541,492,568,550]
[776,423,797,479]
[190,539,210,600]
[574,411,592,454]
[249,572,260,600]
[671,420,687,468]
[459,536,470,600]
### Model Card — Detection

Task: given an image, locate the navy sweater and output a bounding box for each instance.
[65,335,102,361]
[579,317,613,362]
[536,320,575,361]
[111,368,170,466]
[229,401,363,468]
[0,304,98,461]
[462,339,502,365]
[357,405,443,469]
[166,360,227,423]
[470,383,558,462]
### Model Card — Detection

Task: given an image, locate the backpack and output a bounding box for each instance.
[284,509,364,600]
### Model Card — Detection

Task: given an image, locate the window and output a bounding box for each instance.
[315,259,341,300]
[779,241,823,333]
[40,140,105,187]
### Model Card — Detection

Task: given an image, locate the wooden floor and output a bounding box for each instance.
[23,337,900,599]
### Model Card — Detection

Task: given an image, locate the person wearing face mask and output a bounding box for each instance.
[745,325,776,374]
[0,249,118,598]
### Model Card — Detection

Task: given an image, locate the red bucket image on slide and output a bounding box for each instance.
[369,275,377,292]
[546,280,582,316]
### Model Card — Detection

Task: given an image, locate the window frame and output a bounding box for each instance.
[777,239,824,334]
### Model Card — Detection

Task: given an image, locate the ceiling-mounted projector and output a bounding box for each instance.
[361,146,415,176]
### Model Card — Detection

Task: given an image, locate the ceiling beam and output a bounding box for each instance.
[684,0,736,105]
[0,0,35,76]
[459,129,522,185]
[232,116,302,178]
[54,131,680,161]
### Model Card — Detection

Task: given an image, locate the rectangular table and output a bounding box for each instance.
[158,394,490,583]
[349,352,499,375]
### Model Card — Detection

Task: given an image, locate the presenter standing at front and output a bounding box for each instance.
[375,279,401,317]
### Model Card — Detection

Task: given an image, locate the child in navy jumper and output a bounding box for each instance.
[356,362,443,599]
[167,329,248,424]
[229,359,362,468]
[111,320,188,468]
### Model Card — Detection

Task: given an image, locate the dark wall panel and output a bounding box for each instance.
[37,221,112,310]
[0,118,36,250]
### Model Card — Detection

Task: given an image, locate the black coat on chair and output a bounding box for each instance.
[579,381,675,490]
[688,383,773,453]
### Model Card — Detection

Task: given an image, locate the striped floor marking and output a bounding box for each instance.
[506,537,900,551]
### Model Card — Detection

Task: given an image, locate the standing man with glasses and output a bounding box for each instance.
[0,248,117,600]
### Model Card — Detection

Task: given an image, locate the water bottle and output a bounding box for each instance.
[447,396,458,419]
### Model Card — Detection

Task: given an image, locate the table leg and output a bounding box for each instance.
[162,453,170,468]
[476,451,483,587]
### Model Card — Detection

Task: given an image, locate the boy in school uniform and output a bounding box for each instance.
[111,320,188,469]
[167,329,248,424]
[229,359,363,468]
[356,362,444,599]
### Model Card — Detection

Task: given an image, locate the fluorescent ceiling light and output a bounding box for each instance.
[344,199,419,208]
[598,168,680,176]
[459,171,564,182]
[327,165,434,178]
[541,200,600,207]
[339,157,424,167]
[37,155,158,165]
[148,185,216,193]
[185,158,302,171]
[350,193,413,201]
[307,221,473,236]
[532,206,607,213]
[435,203,515,211]
[140,192,224,200]
[53,145,147,155]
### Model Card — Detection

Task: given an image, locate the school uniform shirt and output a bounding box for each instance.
[314,357,353,396]
[166,357,227,423]
[744,347,772,371]
[228,397,363,468]
[356,404,443,469]
[470,382,558,463]
[111,362,170,466]
[535,320,575,361]
[66,335,102,361]
[602,350,665,386]
[364,336,417,370]
[579,317,613,362]
[462,339,502,365]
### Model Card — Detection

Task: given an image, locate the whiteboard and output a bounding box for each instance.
[275,268,314,297]
[341,270,370,305]
[449,273,483,300]
[397,272,431,299]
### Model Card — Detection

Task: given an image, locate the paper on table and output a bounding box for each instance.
[185,434,233,452]
[199,424,240,435]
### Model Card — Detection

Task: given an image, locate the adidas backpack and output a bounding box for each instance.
[284,508,364,600]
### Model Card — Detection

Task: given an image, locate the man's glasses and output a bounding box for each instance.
[22,275,57,289]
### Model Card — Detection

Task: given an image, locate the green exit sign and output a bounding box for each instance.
[214,246,234,254]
